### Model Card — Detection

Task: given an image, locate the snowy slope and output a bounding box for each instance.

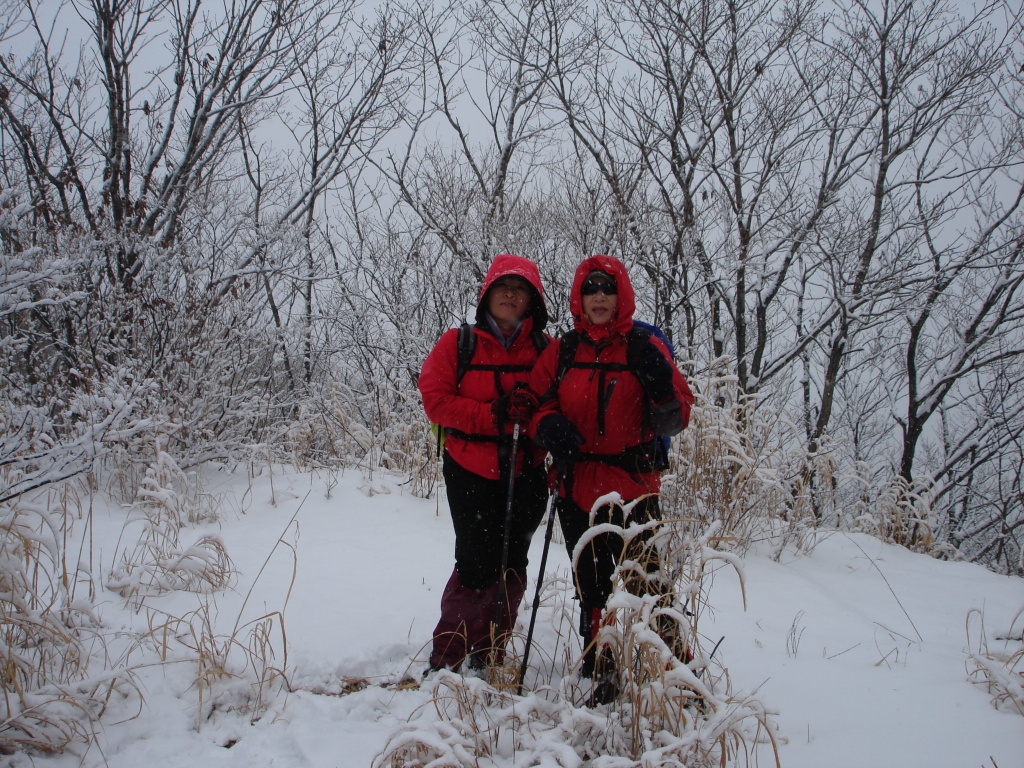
[19,465,1022,768]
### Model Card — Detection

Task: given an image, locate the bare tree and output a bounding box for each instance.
[381,0,565,283]
[3,0,1022,571]
[0,0,415,494]
[802,0,1009,456]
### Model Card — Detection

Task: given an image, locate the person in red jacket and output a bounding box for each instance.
[419,254,551,674]
[528,254,694,701]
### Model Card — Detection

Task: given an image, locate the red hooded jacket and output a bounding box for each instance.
[528,255,694,512]
[419,254,550,480]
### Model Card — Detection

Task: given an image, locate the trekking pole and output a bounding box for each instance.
[517,465,562,695]
[491,421,521,662]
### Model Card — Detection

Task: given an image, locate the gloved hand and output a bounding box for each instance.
[629,337,684,436]
[534,413,584,463]
[630,337,676,404]
[648,398,684,437]
[506,385,539,421]
[491,384,539,423]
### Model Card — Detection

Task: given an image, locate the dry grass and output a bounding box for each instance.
[284,381,440,500]
[967,607,1024,718]
[373,503,778,768]
[661,361,804,561]
[0,479,139,754]
[1,443,290,755]
[107,462,298,730]
[106,447,236,609]
[140,602,290,727]
[852,476,935,553]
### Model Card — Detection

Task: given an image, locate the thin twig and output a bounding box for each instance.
[843,533,923,642]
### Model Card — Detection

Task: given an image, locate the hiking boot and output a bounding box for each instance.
[578,605,620,704]
[679,683,710,715]
[581,645,619,706]
[421,661,459,682]
[654,606,695,665]
[464,649,489,677]
[589,675,620,706]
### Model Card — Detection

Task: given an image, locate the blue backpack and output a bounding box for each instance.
[633,321,675,471]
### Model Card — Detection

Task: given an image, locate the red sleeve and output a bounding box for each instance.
[418,329,498,436]
[526,338,563,438]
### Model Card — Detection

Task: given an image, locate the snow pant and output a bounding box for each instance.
[429,453,548,670]
[557,493,666,611]
[557,494,684,675]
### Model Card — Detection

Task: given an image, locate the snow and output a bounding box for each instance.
[17,464,1023,768]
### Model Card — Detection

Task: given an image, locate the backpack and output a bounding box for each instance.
[432,322,550,455]
[634,321,676,471]
[553,320,675,471]
[455,322,549,385]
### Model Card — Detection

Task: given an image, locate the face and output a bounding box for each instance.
[580,276,618,325]
[486,275,533,330]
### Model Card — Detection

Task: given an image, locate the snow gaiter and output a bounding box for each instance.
[430,569,485,670]
[467,570,527,668]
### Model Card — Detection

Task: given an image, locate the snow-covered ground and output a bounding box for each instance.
[21,464,1023,768]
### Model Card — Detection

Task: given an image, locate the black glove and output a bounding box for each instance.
[491,384,539,423]
[630,337,676,404]
[534,414,584,463]
[648,398,684,437]
[629,338,684,436]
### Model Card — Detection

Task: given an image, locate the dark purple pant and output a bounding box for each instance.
[429,454,548,669]
[429,569,528,669]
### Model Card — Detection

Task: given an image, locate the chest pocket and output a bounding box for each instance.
[552,329,648,437]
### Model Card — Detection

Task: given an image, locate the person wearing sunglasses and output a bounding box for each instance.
[418,254,552,677]
[528,254,694,703]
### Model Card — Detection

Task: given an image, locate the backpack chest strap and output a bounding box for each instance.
[461,363,534,373]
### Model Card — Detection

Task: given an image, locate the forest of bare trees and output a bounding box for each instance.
[2,0,1022,576]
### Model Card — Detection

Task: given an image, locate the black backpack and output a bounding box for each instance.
[432,323,549,455]
[455,322,549,385]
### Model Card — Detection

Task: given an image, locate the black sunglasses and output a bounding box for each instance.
[581,279,617,296]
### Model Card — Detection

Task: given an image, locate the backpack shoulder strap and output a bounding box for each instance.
[531,329,550,357]
[458,324,550,386]
[455,322,476,385]
[536,330,579,403]
[555,329,580,382]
